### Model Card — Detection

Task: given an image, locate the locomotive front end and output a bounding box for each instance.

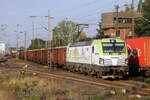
[99,39,129,78]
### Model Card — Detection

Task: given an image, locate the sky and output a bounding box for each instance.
[0,0,139,47]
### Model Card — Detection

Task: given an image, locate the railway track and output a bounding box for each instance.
[1,63,150,97]
[0,56,8,63]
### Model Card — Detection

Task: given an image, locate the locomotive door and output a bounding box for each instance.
[92,45,100,65]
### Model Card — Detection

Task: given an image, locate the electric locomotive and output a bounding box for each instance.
[66,38,129,79]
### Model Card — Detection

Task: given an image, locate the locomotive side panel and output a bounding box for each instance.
[67,46,92,65]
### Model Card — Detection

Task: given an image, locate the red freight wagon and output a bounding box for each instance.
[19,51,24,59]
[32,50,38,63]
[48,47,66,66]
[36,49,43,64]
[50,48,58,65]
[125,37,150,76]
[27,50,34,61]
[57,47,67,65]
[11,52,16,58]
[41,49,48,65]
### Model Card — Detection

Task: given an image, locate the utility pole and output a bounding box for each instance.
[88,25,90,37]
[76,24,89,35]
[131,0,135,37]
[38,38,40,49]
[24,31,27,61]
[48,9,51,68]
[16,34,19,59]
[115,5,119,37]
[32,20,35,49]
[15,24,20,59]
[131,0,134,11]
[76,23,98,37]
[30,16,36,49]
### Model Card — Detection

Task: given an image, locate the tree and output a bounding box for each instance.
[51,27,60,47]
[52,19,78,47]
[28,38,46,49]
[137,0,143,12]
[125,4,131,12]
[143,0,150,20]
[96,22,104,37]
[135,0,150,37]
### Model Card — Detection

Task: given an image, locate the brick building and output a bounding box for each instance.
[101,12,142,39]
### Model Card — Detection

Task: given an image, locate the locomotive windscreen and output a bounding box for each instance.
[102,42,125,53]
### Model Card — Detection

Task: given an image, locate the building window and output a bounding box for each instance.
[116,30,120,37]
[114,17,132,23]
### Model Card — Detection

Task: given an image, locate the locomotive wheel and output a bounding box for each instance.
[97,72,102,78]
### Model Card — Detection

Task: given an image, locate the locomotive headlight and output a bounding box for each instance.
[125,58,128,64]
[99,58,104,64]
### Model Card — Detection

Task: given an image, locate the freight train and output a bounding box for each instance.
[0,42,9,56]
[12,38,129,79]
[125,37,150,77]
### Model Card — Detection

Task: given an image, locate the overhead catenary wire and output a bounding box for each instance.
[65,1,114,22]
[53,5,105,22]
[81,18,100,24]
[70,10,101,21]
[56,0,100,15]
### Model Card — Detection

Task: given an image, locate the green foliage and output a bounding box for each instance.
[52,19,78,47]
[96,22,104,37]
[135,18,150,37]
[132,76,144,82]
[143,0,150,19]
[125,4,131,12]
[144,78,150,83]
[28,38,46,50]
[135,0,150,37]
[51,27,60,47]
[137,0,143,12]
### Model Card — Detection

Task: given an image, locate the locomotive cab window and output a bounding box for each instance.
[92,46,94,53]
[95,45,99,54]
[102,42,125,53]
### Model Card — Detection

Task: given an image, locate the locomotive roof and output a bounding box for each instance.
[69,38,124,47]
[69,41,92,47]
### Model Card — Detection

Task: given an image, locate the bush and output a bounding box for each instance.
[144,78,150,83]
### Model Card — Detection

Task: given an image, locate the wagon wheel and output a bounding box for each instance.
[145,71,150,77]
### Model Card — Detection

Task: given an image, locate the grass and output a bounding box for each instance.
[3,59,150,100]
[144,78,150,84]
[131,76,150,84]
[0,70,140,100]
